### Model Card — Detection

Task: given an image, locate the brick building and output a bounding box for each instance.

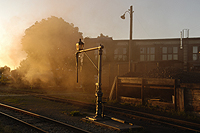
[82,35,200,94]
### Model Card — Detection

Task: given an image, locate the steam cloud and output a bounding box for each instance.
[17,16,82,88]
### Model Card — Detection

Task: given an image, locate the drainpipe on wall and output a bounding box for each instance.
[181,29,189,71]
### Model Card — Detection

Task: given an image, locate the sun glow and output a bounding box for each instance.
[0,25,26,70]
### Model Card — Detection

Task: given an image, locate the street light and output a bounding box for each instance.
[120,10,129,19]
[121,5,134,72]
[76,39,84,51]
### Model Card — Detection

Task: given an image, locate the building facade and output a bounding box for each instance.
[83,36,200,94]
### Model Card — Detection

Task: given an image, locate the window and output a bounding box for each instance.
[162,47,178,60]
[162,55,167,60]
[173,47,178,53]
[162,47,167,53]
[140,47,155,61]
[114,47,127,61]
[193,46,198,53]
[193,46,199,61]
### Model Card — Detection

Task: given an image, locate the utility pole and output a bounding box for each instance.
[121,5,134,72]
[129,5,133,72]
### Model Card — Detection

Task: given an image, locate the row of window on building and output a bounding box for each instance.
[139,47,179,61]
[94,46,200,62]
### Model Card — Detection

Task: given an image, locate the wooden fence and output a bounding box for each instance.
[109,77,180,110]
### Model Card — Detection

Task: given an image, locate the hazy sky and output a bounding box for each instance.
[0,0,200,69]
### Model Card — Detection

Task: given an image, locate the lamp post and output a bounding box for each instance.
[121,5,134,72]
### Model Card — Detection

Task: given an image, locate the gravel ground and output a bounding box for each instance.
[0,85,198,133]
[0,95,119,133]
[0,114,39,133]
[0,94,196,133]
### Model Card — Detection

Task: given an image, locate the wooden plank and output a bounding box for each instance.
[116,78,118,100]
[120,84,141,88]
[109,76,117,101]
[145,78,175,86]
[118,77,142,84]
[141,79,145,105]
[120,96,141,101]
[174,79,177,111]
[118,77,176,86]
[120,96,142,104]
[120,84,174,90]
[178,88,185,111]
[148,86,174,90]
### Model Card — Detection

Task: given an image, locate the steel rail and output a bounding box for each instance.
[0,111,48,133]
[105,107,200,133]
[0,103,91,133]
[36,95,200,133]
[106,105,200,128]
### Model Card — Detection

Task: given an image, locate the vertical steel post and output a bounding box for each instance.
[76,53,79,83]
[141,78,145,105]
[174,79,177,111]
[95,46,103,118]
[129,5,133,72]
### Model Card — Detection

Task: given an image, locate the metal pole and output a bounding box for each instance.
[129,5,133,72]
[95,46,103,118]
[76,53,79,83]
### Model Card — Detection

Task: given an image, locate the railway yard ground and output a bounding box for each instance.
[0,85,200,133]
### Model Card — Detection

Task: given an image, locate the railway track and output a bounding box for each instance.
[35,95,200,133]
[0,102,91,133]
[105,105,200,133]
